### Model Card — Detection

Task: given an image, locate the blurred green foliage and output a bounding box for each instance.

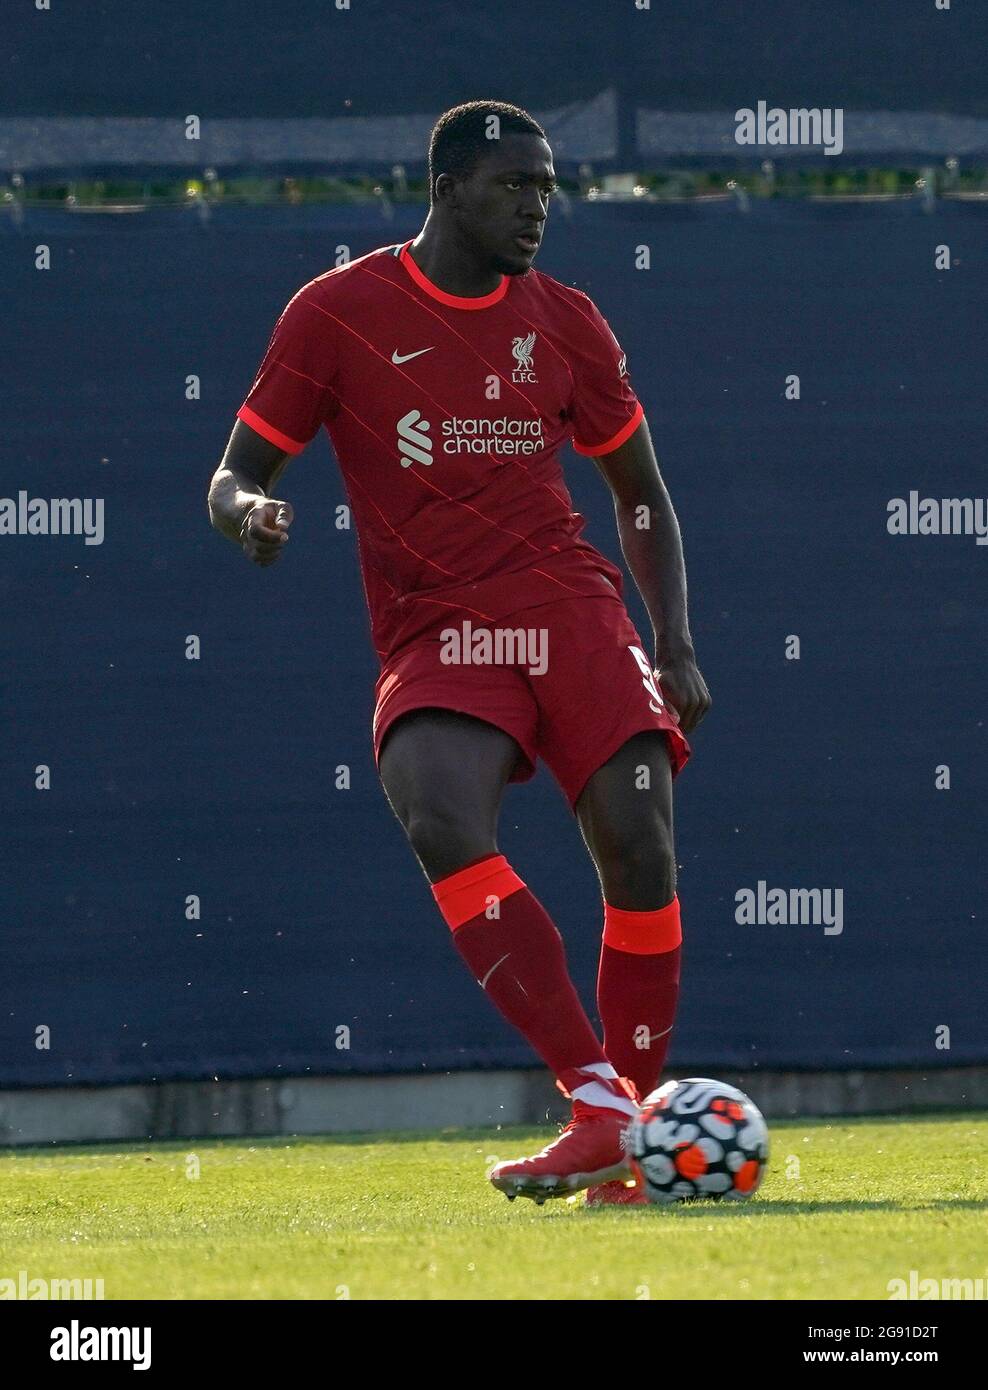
[4,164,986,210]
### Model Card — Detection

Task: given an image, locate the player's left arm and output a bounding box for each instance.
[591,417,711,734]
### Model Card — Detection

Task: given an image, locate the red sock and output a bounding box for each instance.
[432,854,607,1080]
[596,896,682,1098]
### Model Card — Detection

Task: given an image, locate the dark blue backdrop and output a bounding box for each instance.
[5,3,987,180]
[5,1,987,121]
[1,198,985,1087]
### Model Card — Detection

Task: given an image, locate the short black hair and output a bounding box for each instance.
[428,100,547,203]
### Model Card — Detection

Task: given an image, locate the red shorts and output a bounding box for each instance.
[372,595,691,811]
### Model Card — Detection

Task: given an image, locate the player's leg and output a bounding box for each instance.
[576,727,677,909]
[575,729,683,1102]
[378,707,639,1202]
[378,708,514,880]
[525,596,688,1115]
[515,591,689,1205]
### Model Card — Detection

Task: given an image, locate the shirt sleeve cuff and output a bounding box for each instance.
[237,404,308,455]
[571,400,644,457]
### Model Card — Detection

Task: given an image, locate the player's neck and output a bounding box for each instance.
[406,222,504,299]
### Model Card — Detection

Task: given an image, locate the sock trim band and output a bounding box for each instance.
[603,895,682,955]
[431,853,526,930]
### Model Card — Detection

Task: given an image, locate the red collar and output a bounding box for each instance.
[398,240,509,309]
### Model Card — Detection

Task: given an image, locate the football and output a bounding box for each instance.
[629,1077,769,1204]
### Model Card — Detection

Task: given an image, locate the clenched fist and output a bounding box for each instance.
[654,651,712,736]
[240,500,293,567]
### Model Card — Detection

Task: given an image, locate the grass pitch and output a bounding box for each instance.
[1,1112,985,1300]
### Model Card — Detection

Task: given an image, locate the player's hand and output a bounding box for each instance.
[240,499,293,566]
[654,651,711,735]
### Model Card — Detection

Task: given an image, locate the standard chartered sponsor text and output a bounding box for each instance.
[442,417,544,455]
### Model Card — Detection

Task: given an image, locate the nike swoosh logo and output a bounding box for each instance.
[480,952,511,990]
[392,347,433,365]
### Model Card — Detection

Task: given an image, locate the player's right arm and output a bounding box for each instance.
[207,420,295,567]
[208,282,337,566]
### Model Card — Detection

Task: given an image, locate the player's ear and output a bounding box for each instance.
[433,172,457,206]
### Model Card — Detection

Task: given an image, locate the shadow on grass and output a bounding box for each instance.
[581,1196,988,1218]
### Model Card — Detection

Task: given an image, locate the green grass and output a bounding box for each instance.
[1,1113,986,1300]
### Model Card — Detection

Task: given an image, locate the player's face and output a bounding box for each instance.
[456,133,557,275]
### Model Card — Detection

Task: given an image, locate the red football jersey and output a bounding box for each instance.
[238,240,644,660]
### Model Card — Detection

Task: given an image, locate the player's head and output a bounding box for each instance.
[428,100,555,275]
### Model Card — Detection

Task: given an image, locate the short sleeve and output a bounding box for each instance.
[567,293,644,457]
[237,286,338,455]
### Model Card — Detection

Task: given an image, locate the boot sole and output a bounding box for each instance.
[491,1159,631,1204]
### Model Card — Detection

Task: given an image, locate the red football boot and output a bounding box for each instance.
[584,1175,649,1207]
[490,1074,639,1204]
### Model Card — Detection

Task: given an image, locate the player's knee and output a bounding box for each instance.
[597,819,676,908]
[404,805,495,883]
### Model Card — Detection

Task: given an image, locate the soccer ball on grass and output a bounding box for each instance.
[628,1076,769,1204]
